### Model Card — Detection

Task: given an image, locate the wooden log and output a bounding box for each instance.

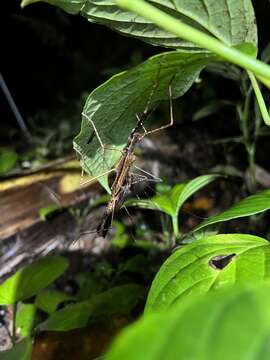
[0,157,104,279]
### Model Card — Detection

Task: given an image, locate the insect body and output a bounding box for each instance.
[83,85,174,238]
[97,126,144,237]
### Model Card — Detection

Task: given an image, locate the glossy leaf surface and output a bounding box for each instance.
[145,234,270,312]
[193,189,270,233]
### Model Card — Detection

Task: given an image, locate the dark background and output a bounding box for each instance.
[1,0,269,123]
[1,0,270,173]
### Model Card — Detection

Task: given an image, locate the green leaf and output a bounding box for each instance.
[0,149,18,175]
[74,51,213,191]
[0,256,69,305]
[22,0,257,49]
[0,338,32,360]
[111,221,129,248]
[126,174,219,217]
[35,289,74,314]
[16,304,36,337]
[75,273,104,301]
[192,100,234,121]
[118,255,148,276]
[106,284,270,360]
[38,284,143,331]
[193,189,270,233]
[145,234,270,313]
[235,42,258,57]
[39,204,61,220]
[21,0,85,14]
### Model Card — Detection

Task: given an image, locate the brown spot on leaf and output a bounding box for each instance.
[209,253,236,270]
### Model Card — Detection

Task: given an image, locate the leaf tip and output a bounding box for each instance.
[20,0,40,8]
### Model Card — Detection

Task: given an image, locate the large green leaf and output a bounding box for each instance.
[21,0,257,49]
[0,256,69,305]
[145,234,270,313]
[74,51,213,191]
[38,284,143,331]
[0,338,32,360]
[193,189,270,233]
[106,284,270,360]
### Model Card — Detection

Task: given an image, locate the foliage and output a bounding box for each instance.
[0,255,145,359]
[126,174,219,239]
[21,0,267,192]
[0,338,32,360]
[193,189,270,233]
[106,283,270,360]
[37,284,143,331]
[0,149,18,176]
[145,234,270,312]
[127,182,270,241]
[0,256,68,305]
[21,0,258,48]
[75,50,213,192]
[5,0,270,359]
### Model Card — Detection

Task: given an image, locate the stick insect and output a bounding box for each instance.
[81,84,174,238]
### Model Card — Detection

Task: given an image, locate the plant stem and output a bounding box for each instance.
[239,85,257,192]
[257,75,270,89]
[116,0,270,81]
[11,302,18,346]
[248,71,270,125]
[172,216,179,240]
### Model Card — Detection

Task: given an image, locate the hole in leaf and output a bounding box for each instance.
[209,253,236,270]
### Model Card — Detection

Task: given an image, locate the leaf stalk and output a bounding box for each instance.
[116,0,270,81]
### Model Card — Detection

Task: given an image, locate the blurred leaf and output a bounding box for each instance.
[208,164,243,178]
[261,42,270,63]
[111,221,129,248]
[39,204,61,220]
[192,100,234,121]
[75,273,104,301]
[0,338,32,360]
[206,62,242,81]
[38,284,143,332]
[17,304,36,337]
[0,149,18,175]
[145,234,270,313]
[89,194,110,209]
[193,189,270,233]
[22,0,257,49]
[35,289,74,314]
[155,183,172,194]
[21,0,85,14]
[95,261,115,280]
[0,256,69,305]
[106,284,270,360]
[132,239,158,250]
[74,51,214,191]
[118,255,148,276]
